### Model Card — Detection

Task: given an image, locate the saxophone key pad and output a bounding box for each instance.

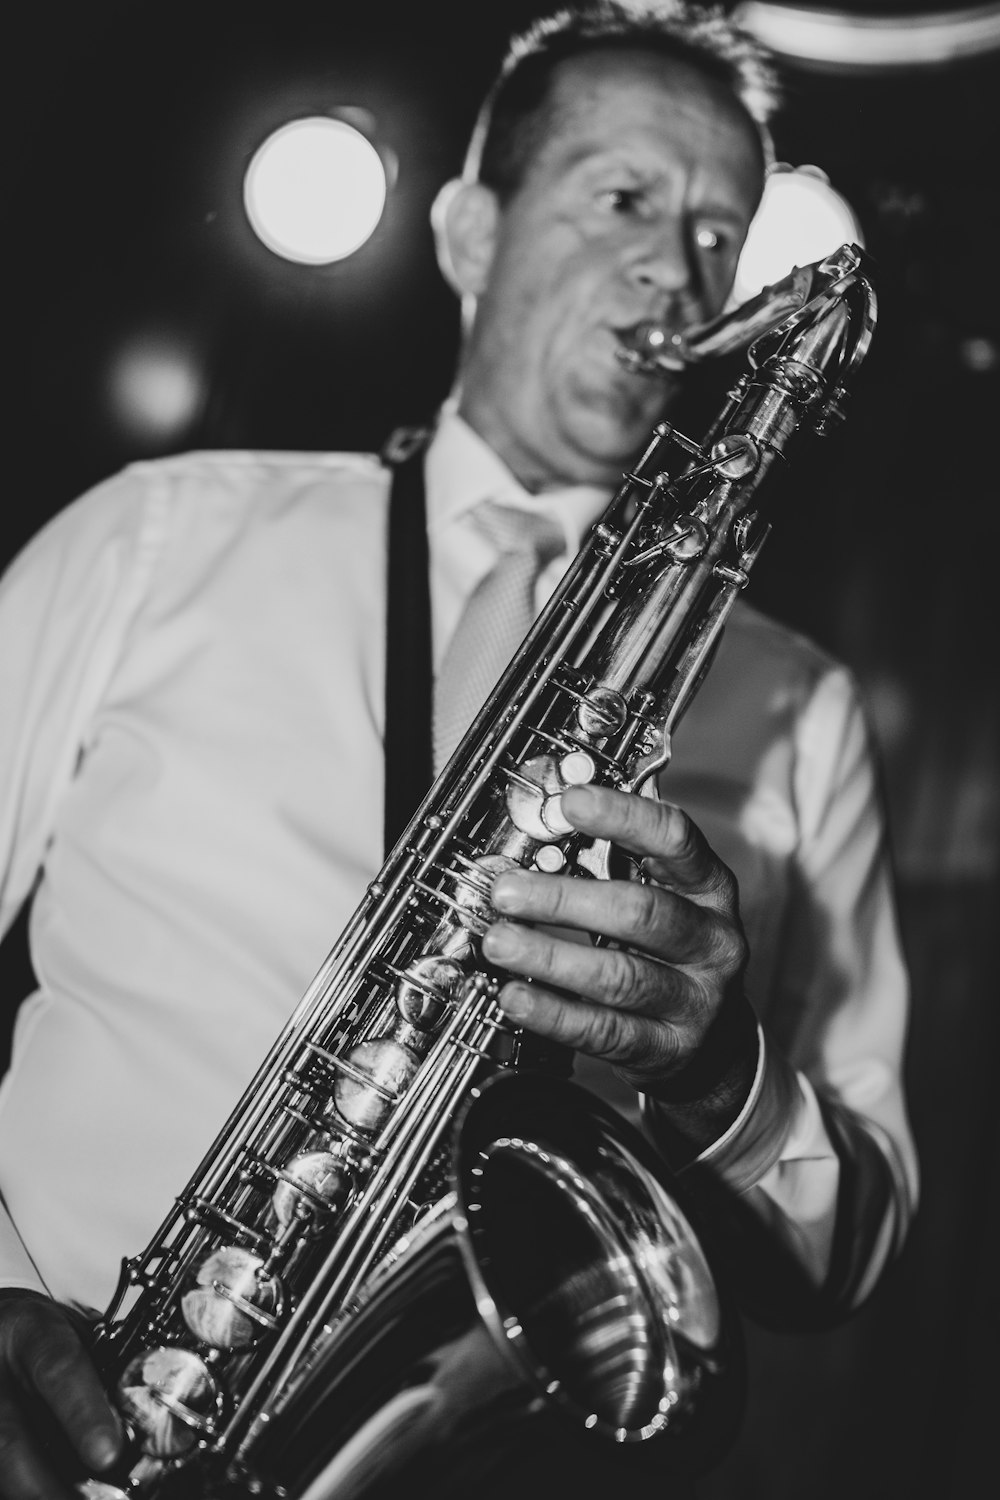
[505,755,564,842]
[576,686,627,738]
[541,792,575,837]
[394,954,465,1030]
[451,853,519,920]
[559,749,596,785]
[268,1148,355,1230]
[117,1346,223,1458]
[181,1245,282,1350]
[332,1038,420,1133]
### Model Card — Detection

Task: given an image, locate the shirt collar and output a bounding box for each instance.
[424,407,611,557]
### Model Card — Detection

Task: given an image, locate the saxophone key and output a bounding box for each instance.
[541,792,575,837]
[183,1198,271,1252]
[534,844,566,872]
[265,1147,357,1233]
[117,1345,223,1458]
[559,748,597,785]
[330,1037,420,1133]
[576,685,628,738]
[710,431,760,479]
[450,852,520,916]
[505,754,566,841]
[181,1245,283,1350]
[393,954,465,1030]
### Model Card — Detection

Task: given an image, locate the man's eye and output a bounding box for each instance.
[604,187,640,213]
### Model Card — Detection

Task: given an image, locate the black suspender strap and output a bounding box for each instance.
[383,427,434,858]
[379,423,574,1082]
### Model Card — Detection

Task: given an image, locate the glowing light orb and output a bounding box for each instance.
[243,116,387,265]
[108,335,205,441]
[732,164,863,304]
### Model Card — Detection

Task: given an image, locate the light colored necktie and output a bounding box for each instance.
[433,501,564,772]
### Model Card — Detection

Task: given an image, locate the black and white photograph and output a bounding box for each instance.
[1,5,997,1499]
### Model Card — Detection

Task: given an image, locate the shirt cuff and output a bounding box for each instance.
[689,1024,803,1192]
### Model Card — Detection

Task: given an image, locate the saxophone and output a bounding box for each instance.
[79,244,876,1500]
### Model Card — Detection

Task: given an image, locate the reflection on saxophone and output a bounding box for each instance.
[79,245,876,1500]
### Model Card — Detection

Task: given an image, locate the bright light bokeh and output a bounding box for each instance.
[108,334,206,443]
[243,116,387,265]
[736,2,1000,70]
[731,164,864,304]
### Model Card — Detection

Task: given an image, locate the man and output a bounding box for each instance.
[0,3,916,1496]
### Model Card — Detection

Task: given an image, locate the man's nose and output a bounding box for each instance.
[629,228,701,308]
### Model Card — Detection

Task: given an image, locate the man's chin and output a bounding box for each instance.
[563,385,677,478]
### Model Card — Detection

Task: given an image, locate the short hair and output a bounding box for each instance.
[464,0,780,197]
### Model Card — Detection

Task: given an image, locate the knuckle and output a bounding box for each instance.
[616,1017,684,1084]
[621,882,661,940]
[527,933,558,983]
[711,915,748,978]
[619,790,651,841]
[731,917,749,966]
[713,862,740,907]
[29,1338,79,1395]
[542,881,568,923]
[658,799,694,853]
[577,999,625,1057]
[602,947,648,1009]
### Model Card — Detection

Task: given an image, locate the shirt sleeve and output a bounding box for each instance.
[0,469,163,1288]
[645,665,918,1325]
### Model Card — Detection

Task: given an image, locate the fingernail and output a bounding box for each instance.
[498,983,532,1022]
[562,784,597,815]
[492,872,529,912]
[87,1424,122,1470]
[483,922,519,961]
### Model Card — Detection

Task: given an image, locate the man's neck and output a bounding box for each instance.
[452,391,623,497]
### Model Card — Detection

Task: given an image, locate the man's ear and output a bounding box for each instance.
[431,179,501,297]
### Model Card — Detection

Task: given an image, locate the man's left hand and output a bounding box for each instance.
[483,783,758,1126]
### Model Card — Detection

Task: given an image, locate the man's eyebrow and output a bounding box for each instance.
[556,142,633,174]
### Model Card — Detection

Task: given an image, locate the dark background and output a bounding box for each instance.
[3,3,998,1497]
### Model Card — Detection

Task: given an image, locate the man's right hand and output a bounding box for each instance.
[0,1289,123,1499]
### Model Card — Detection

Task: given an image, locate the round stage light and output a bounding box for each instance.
[243,116,387,265]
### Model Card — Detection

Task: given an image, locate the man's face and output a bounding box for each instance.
[458,49,765,491]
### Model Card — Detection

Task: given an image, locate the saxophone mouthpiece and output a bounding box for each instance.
[615,256,848,379]
[616,322,690,376]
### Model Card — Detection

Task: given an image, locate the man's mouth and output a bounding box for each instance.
[613,320,687,375]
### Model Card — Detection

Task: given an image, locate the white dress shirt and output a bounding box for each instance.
[0,411,917,1317]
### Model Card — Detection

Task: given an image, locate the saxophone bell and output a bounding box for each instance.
[242,1073,745,1500]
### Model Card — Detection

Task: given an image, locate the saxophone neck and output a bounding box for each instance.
[619,243,874,376]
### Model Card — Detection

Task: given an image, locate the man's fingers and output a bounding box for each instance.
[560,784,737,905]
[0,1391,66,1500]
[25,1334,122,1475]
[0,1295,123,1495]
[490,866,743,973]
[495,976,681,1072]
[483,916,692,1012]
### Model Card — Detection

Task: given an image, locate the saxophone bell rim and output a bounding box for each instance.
[453,1070,743,1453]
